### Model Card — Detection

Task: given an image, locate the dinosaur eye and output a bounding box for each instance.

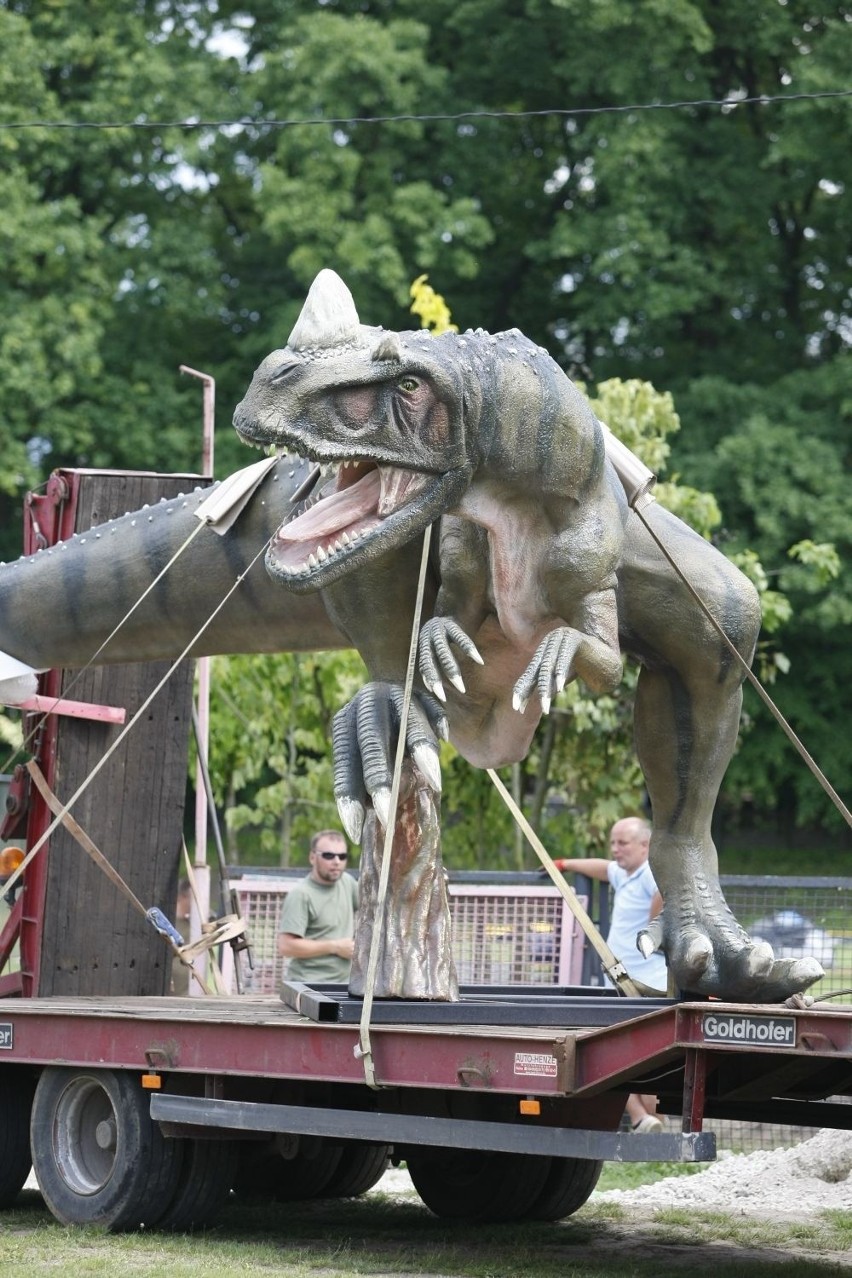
[398,376,420,393]
[270,359,301,384]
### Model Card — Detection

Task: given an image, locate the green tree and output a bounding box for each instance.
[676,362,852,833]
[205,650,368,866]
[2,0,849,841]
[0,1,239,554]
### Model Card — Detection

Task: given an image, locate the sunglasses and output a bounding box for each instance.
[317,850,348,861]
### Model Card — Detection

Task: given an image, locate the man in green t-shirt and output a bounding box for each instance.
[277,829,359,985]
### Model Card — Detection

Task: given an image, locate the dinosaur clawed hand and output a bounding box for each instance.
[637,879,824,1003]
[513,628,581,715]
[512,626,624,714]
[332,681,447,843]
[418,617,483,703]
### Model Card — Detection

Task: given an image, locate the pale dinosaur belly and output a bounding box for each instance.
[442,615,547,769]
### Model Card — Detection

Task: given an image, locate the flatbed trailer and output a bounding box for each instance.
[0,984,850,1229]
[0,469,850,1232]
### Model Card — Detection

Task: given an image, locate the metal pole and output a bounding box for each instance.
[180,365,216,991]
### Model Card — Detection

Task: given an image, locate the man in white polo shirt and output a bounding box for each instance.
[554,815,666,1133]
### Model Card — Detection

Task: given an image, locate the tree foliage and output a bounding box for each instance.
[206,650,368,865]
[1,0,849,842]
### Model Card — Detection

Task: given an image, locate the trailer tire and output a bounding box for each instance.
[275,1136,343,1200]
[320,1141,390,1198]
[233,1141,281,1200]
[405,1147,552,1221]
[0,1069,34,1207]
[30,1067,183,1231]
[155,1137,237,1231]
[524,1156,603,1220]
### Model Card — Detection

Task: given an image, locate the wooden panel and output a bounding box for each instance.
[37,473,197,996]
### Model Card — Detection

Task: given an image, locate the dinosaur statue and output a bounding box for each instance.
[0,270,822,1003]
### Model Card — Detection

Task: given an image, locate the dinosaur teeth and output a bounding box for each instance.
[377,466,431,517]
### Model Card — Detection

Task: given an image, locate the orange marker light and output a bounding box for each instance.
[0,847,24,878]
[519,1098,541,1116]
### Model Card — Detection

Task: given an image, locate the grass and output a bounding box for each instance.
[1,1169,850,1278]
[595,1161,704,1192]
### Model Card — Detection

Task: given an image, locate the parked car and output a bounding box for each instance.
[750,909,835,970]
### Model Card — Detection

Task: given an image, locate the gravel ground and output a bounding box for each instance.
[592,1126,852,1218]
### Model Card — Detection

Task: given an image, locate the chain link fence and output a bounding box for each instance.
[704,875,852,1151]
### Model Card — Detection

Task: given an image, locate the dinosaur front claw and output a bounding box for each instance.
[513,628,581,717]
[418,618,482,705]
[427,678,447,703]
[513,625,623,717]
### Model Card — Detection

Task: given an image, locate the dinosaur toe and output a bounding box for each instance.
[679,931,713,983]
[745,940,775,979]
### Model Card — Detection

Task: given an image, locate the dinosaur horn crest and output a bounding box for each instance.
[288,269,361,351]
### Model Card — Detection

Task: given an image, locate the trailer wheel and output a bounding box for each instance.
[0,1069,34,1207]
[524,1156,603,1220]
[320,1141,390,1198]
[275,1136,343,1200]
[30,1067,183,1230]
[155,1137,237,1231]
[405,1147,552,1221]
[233,1141,281,1199]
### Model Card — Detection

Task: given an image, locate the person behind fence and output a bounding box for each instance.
[277,829,359,985]
[552,816,666,1134]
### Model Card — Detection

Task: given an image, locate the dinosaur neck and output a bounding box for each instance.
[474,342,604,500]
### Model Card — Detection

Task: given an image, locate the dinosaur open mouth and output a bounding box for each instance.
[269,461,433,580]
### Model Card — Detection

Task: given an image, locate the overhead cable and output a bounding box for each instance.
[0,88,849,132]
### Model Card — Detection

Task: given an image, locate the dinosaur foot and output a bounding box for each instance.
[638,878,824,1003]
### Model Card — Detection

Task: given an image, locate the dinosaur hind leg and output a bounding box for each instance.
[623,504,822,1002]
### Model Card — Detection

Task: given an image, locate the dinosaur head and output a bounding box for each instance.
[233,270,479,592]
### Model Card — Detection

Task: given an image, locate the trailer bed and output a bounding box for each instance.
[3,992,850,1116]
